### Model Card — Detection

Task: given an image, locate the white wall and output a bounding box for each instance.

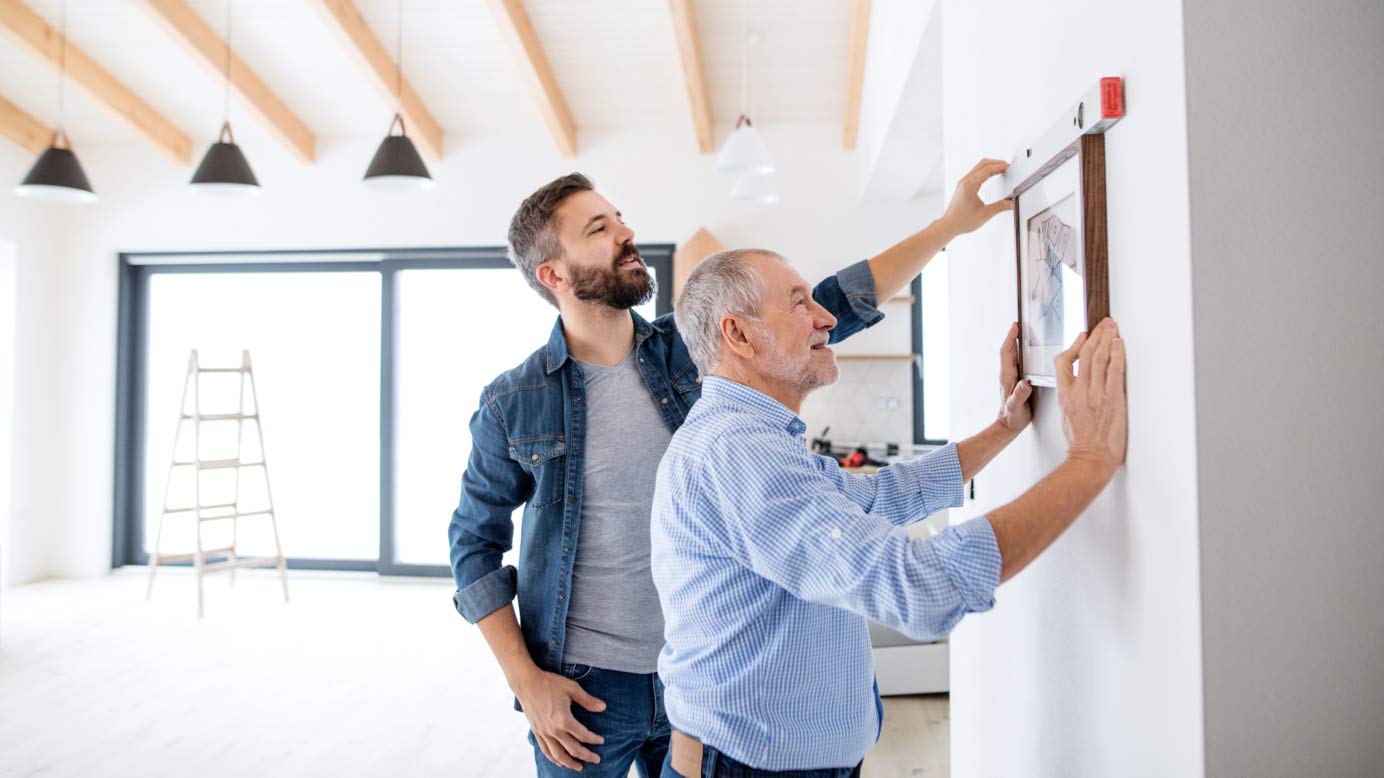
[1183,1,1384,774]
[0,238,12,589]
[1,120,936,581]
[0,141,70,587]
[941,1,1205,775]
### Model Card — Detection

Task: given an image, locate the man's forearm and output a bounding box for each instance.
[956,420,1021,482]
[985,455,1116,582]
[476,604,544,693]
[866,219,958,302]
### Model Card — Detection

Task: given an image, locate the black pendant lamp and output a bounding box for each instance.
[14,0,96,204]
[190,121,260,194]
[191,0,259,195]
[363,0,432,191]
[363,113,432,191]
[16,129,96,204]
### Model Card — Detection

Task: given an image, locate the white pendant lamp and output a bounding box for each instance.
[364,0,433,191]
[715,115,774,176]
[190,0,260,195]
[730,172,780,204]
[15,0,96,204]
[715,3,774,180]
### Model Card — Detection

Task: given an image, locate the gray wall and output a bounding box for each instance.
[1184,1,1384,775]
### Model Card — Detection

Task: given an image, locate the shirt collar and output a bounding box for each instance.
[544,310,655,375]
[699,376,808,437]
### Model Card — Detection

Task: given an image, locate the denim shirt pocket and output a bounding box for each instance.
[670,363,701,410]
[508,436,567,508]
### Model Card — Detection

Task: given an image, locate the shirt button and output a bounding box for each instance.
[830,528,842,539]
[558,594,566,600]
[567,496,576,504]
[531,454,539,461]
[563,546,571,554]
[550,640,559,648]
[574,395,582,404]
[661,397,668,404]
[639,357,645,363]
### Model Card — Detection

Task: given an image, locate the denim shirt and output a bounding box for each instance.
[448,259,885,673]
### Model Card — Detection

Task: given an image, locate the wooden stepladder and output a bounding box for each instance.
[146,350,289,618]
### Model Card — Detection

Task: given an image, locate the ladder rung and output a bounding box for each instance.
[198,509,273,522]
[171,459,265,470]
[179,413,258,421]
[196,367,246,374]
[163,502,238,515]
[151,546,237,563]
[202,557,280,573]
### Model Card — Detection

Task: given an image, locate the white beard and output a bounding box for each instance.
[754,326,838,395]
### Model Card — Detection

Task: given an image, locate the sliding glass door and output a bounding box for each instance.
[115,247,672,576]
[391,267,661,569]
[142,271,381,563]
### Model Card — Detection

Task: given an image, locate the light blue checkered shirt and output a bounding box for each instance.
[651,377,1002,771]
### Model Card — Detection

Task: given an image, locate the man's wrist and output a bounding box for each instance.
[505,658,545,695]
[1063,448,1119,483]
[992,416,1026,439]
[931,216,962,244]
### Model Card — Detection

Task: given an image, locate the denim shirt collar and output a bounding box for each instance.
[699,376,808,437]
[544,309,656,374]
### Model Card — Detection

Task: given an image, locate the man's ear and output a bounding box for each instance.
[536,260,564,296]
[720,313,757,361]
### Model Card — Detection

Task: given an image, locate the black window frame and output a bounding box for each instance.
[911,270,948,447]
[113,245,674,577]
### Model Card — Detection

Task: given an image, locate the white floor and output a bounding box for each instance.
[0,570,946,777]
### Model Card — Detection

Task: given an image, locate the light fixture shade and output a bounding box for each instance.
[730,173,780,204]
[363,114,433,191]
[15,133,96,204]
[190,123,260,194]
[714,115,775,176]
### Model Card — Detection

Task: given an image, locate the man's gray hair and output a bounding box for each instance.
[675,249,779,375]
[507,172,594,307]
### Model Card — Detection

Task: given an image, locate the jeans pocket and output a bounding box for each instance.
[559,663,597,683]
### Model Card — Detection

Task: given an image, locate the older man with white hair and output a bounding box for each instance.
[651,249,1128,777]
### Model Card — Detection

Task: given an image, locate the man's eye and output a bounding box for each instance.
[796,299,807,307]
[592,226,605,234]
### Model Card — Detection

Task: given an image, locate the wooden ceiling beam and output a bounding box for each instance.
[0,92,52,155]
[667,0,713,153]
[0,0,192,164]
[142,0,316,163]
[485,0,577,158]
[843,0,870,150]
[310,0,444,159]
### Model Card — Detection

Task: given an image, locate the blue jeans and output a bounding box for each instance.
[529,663,671,778]
[660,744,862,778]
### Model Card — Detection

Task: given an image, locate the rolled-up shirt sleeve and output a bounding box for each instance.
[700,425,1000,642]
[815,442,966,527]
[813,259,885,344]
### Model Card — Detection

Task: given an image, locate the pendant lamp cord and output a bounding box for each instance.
[57,0,68,134]
[395,0,404,113]
[738,0,747,118]
[223,0,233,123]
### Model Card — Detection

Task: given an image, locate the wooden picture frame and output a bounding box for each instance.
[1009,133,1109,387]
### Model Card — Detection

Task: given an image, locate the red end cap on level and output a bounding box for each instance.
[1101,77,1125,118]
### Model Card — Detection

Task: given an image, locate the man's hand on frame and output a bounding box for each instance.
[1056,318,1128,476]
[997,322,1034,433]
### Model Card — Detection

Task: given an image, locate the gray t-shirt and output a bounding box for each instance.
[563,349,673,674]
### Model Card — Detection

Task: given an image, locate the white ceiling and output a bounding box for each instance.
[0,0,854,160]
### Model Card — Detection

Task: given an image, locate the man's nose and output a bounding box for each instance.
[813,301,838,331]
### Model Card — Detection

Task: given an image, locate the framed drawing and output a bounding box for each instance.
[1010,132,1110,387]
